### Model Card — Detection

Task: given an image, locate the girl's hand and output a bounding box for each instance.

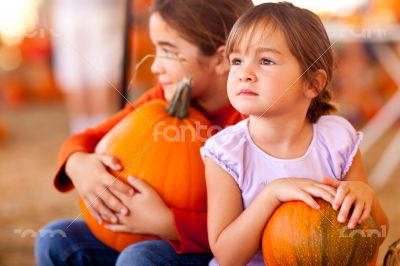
[66,151,133,224]
[267,178,337,209]
[321,178,374,229]
[106,176,178,241]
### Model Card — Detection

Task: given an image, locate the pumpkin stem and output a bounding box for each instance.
[166,77,192,119]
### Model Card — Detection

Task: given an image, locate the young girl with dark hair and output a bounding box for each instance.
[203,3,389,265]
[35,1,253,265]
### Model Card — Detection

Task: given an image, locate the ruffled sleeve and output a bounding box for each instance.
[316,115,363,179]
[200,122,247,186]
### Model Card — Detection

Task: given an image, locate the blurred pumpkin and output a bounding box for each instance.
[0,120,6,141]
[262,198,379,266]
[383,238,400,266]
[80,78,213,251]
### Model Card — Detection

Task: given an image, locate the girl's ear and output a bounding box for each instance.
[304,69,327,99]
[214,46,230,75]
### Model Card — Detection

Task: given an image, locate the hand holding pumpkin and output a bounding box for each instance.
[106,176,178,241]
[66,151,134,224]
[321,177,374,229]
[265,178,336,209]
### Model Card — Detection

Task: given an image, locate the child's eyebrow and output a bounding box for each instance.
[157,41,178,49]
[229,47,282,56]
[256,47,282,55]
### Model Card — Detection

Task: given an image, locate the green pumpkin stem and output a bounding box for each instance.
[166,77,192,119]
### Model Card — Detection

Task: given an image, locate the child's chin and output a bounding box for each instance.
[163,89,176,102]
[232,103,254,116]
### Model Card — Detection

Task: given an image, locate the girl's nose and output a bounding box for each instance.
[239,67,256,83]
[150,56,164,75]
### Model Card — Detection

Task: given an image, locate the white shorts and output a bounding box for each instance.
[52,0,126,91]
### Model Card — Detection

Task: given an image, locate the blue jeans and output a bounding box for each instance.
[35,219,212,266]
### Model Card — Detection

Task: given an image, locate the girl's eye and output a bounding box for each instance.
[230,58,242,65]
[260,58,275,65]
[160,48,179,60]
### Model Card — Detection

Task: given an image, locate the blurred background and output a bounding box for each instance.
[0,0,399,265]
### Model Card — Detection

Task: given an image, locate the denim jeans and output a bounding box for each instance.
[35,219,212,266]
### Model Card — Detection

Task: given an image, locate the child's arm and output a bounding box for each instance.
[321,150,389,244]
[60,104,139,224]
[54,84,164,192]
[66,151,133,224]
[206,158,336,266]
[54,85,164,223]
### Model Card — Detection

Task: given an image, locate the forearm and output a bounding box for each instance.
[211,189,280,266]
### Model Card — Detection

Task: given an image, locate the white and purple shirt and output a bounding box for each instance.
[201,115,362,266]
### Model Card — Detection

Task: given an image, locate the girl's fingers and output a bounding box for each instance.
[98,154,122,171]
[127,176,149,193]
[320,177,340,188]
[101,170,134,197]
[82,196,103,224]
[298,191,320,209]
[303,186,334,204]
[359,201,372,224]
[105,224,131,233]
[107,176,134,196]
[337,195,355,224]
[333,185,349,210]
[87,193,118,223]
[98,187,129,215]
[316,184,337,198]
[348,201,364,229]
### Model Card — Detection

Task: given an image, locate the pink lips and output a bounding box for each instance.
[160,82,172,88]
[238,89,258,96]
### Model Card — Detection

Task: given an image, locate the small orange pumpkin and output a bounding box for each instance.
[262,198,379,266]
[80,78,213,251]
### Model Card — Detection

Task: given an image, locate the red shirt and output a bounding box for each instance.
[54,84,243,253]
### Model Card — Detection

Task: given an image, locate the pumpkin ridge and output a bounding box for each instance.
[320,203,329,266]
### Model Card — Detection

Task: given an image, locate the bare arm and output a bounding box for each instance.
[206,158,279,266]
[206,158,336,266]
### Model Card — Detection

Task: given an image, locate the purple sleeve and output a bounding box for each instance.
[317,115,363,179]
[200,126,245,185]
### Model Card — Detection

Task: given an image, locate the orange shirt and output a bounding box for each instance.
[54,84,244,253]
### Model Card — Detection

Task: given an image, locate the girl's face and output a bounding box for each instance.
[227,24,311,118]
[149,12,218,102]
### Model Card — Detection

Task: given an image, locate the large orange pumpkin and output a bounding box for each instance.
[80,78,213,251]
[262,198,379,266]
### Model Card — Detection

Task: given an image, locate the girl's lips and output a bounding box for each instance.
[238,89,258,96]
[160,82,172,87]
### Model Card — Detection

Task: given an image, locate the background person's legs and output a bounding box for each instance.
[52,0,125,133]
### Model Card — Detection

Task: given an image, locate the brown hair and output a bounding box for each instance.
[150,0,254,56]
[226,2,336,123]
